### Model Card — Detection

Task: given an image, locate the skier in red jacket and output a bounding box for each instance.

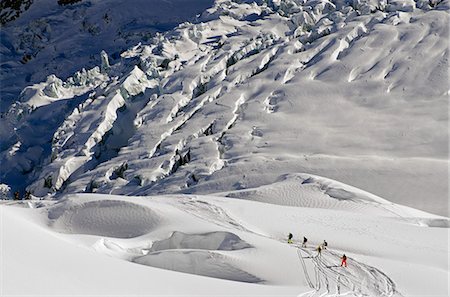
[341,254,347,267]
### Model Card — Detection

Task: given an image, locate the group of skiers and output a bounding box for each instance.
[13,191,32,200]
[288,233,347,267]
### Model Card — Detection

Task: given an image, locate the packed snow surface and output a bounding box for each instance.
[2,187,449,295]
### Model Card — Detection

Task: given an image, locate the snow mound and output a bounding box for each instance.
[134,231,256,282]
[150,231,252,252]
[223,173,388,206]
[283,173,390,203]
[47,199,160,238]
[134,250,261,283]
[416,218,450,228]
[222,173,440,218]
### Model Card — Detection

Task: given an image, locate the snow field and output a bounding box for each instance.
[2,176,448,295]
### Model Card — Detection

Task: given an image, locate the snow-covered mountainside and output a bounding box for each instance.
[1,0,449,296]
[2,0,447,216]
[0,0,34,25]
[0,0,214,110]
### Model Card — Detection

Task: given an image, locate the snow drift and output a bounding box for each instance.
[2,191,448,295]
[47,198,161,238]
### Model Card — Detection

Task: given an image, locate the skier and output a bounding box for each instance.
[288,233,293,244]
[316,245,322,257]
[24,191,31,200]
[302,236,308,248]
[323,240,328,249]
[14,191,20,200]
[341,254,347,267]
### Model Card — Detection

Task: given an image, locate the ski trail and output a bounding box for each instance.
[297,249,315,289]
[176,197,252,232]
[173,198,401,296]
[297,246,401,297]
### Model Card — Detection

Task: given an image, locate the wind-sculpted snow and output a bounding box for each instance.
[4,193,448,294]
[134,250,262,283]
[222,173,421,216]
[133,230,258,282]
[1,0,448,216]
[47,198,161,238]
[149,231,252,252]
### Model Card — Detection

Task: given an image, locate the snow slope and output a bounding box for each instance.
[2,187,448,296]
[1,1,449,295]
[1,0,447,216]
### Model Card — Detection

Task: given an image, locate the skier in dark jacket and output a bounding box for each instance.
[323,240,328,249]
[24,191,31,200]
[288,233,293,244]
[302,236,308,247]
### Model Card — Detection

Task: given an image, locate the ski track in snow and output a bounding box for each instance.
[297,248,400,297]
[4,189,448,295]
[174,196,402,297]
[176,197,251,232]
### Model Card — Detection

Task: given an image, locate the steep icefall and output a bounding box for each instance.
[0,0,448,216]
